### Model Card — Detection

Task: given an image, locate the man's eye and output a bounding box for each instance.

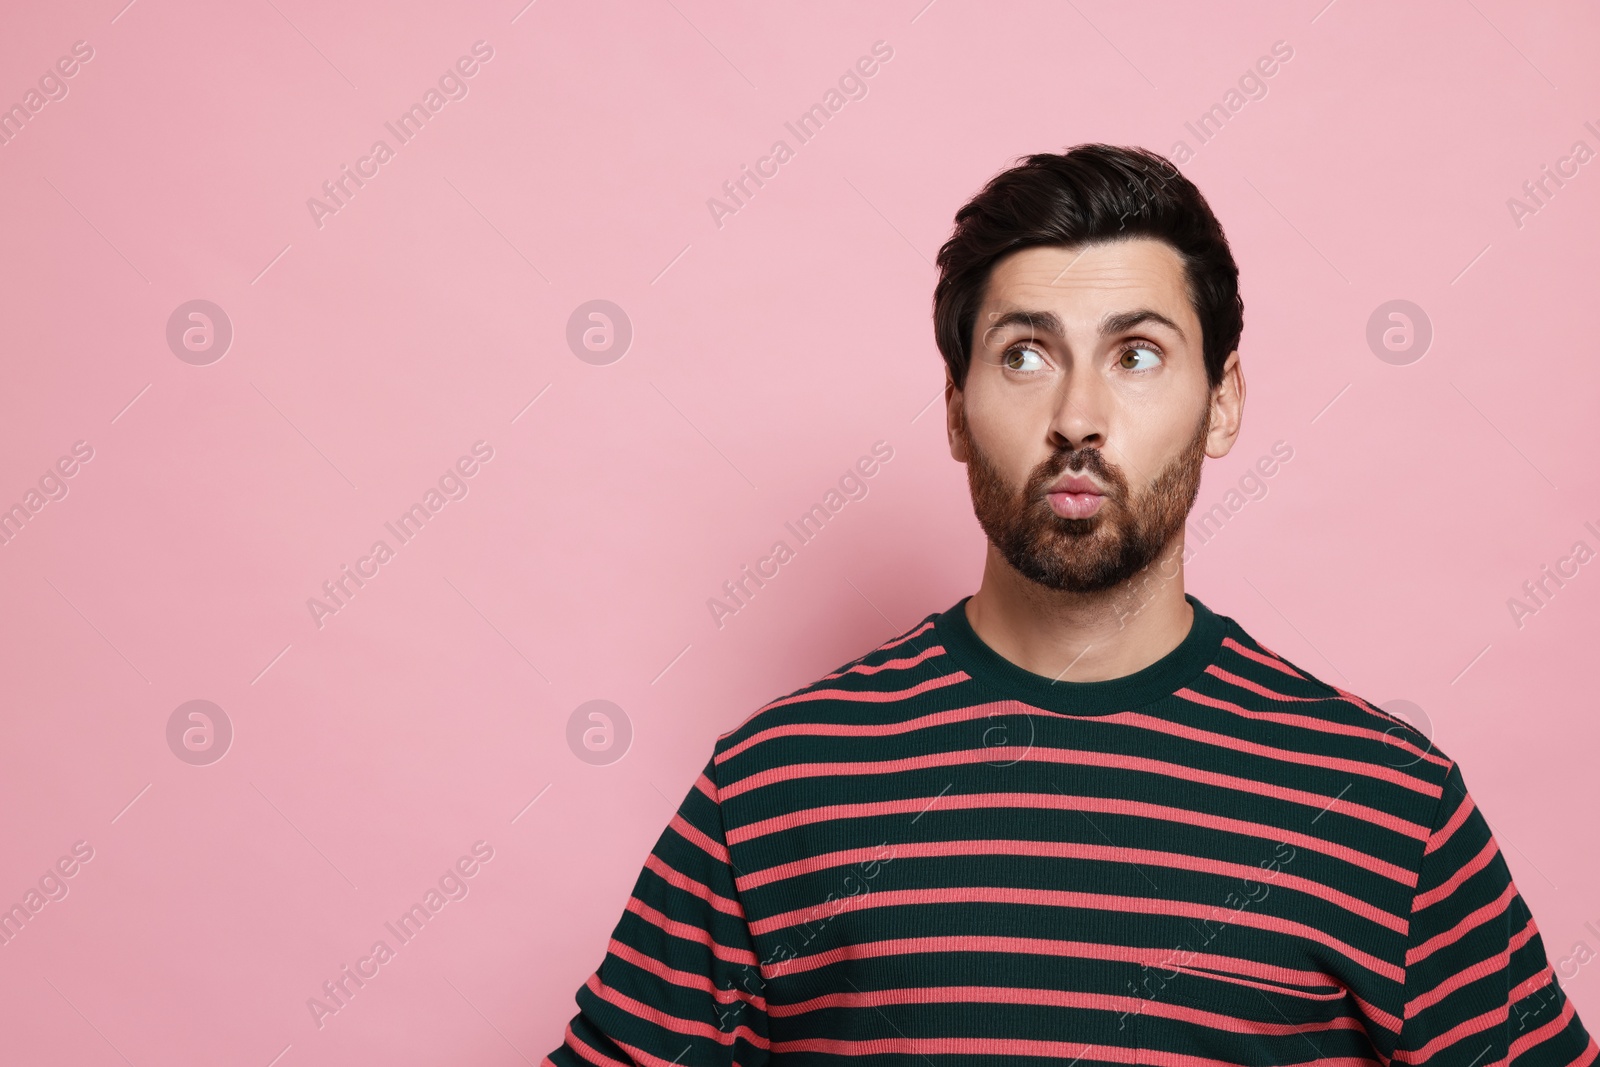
[1003,344,1046,372]
[1119,344,1163,370]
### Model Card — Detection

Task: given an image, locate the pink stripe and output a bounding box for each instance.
[1223,635,1307,678]
[1424,789,1475,855]
[741,837,1406,933]
[611,1037,706,1067]
[773,1034,1374,1067]
[879,619,935,650]
[564,1023,630,1067]
[1191,674,1449,767]
[1406,882,1517,965]
[1508,997,1582,1060]
[1203,662,1433,764]
[750,884,1403,981]
[622,896,759,967]
[1511,965,1558,1005]
[1204,664,1321,702]
[642,853,744,917]
[720,746,1430,839]
[1344,986,1403,1038]
[1413,837,1498,911]
[771,983,1368,1037]
[1510,1024,1600,1067]
[718,698,1009,764]
[821,644,946,680]
[776,1036,1135,1062]
[746,671,972,715]
[1141,1048,1380,1067]
[727,789,1416,885]
[669,813,730,866]
[616,1032,771,1067]
[606,938,767,1010]
[1121,702,1442,797]
[585,971,769,1050]
[1331,684,1408,727]
[1393,998,1506,1063]
[717,623,940,738]
[1405,915,1535,1017]
[770,931,1347,992]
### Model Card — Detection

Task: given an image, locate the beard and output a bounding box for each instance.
[959,405,1211,594]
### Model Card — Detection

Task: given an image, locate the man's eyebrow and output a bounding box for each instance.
[983,307,1186,343]
[1101,308,1186,341]
[984,308,1065,338]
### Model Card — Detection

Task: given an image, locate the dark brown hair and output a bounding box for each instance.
[932,144,1242,391]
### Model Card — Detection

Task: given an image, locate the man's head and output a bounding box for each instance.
[933,144,1245,593]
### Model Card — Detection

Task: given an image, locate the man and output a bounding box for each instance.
[543,145,1594,1066]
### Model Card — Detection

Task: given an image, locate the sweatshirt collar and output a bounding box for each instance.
[933,592,1227,716]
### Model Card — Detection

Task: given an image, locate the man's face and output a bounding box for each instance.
[947,237,1236,593]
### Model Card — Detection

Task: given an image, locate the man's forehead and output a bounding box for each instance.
[989,241,1185,290]
[978,241,1193,325]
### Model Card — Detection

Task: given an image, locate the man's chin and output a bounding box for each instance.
[1003,541,1128,593]
[1016,565,1130,595]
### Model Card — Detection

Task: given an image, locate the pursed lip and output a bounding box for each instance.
[1046,474,1105,496]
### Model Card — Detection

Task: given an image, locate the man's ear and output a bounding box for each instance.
[945,369,969,463]
[1205,349,1245,459]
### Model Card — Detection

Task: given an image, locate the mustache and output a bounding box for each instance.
[1028,447,1129,503]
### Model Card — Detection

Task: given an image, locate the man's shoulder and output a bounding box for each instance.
[711,607,962,768]
[1194,607,1455,793]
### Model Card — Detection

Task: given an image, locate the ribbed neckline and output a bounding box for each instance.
[932,593,1227,716]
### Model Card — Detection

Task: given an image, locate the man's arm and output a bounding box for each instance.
[1394,761,1596,1066]
[543,753,771,1067]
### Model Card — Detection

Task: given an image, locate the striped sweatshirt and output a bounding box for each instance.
[544,593,1595,1067]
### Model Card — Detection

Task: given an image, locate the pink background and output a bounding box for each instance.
[2,0,1597,1062]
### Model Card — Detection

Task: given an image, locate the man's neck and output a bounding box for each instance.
[963,537,1193,684]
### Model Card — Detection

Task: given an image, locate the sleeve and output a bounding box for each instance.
[1394,761,1597,1067]
[542,753,771,1067]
